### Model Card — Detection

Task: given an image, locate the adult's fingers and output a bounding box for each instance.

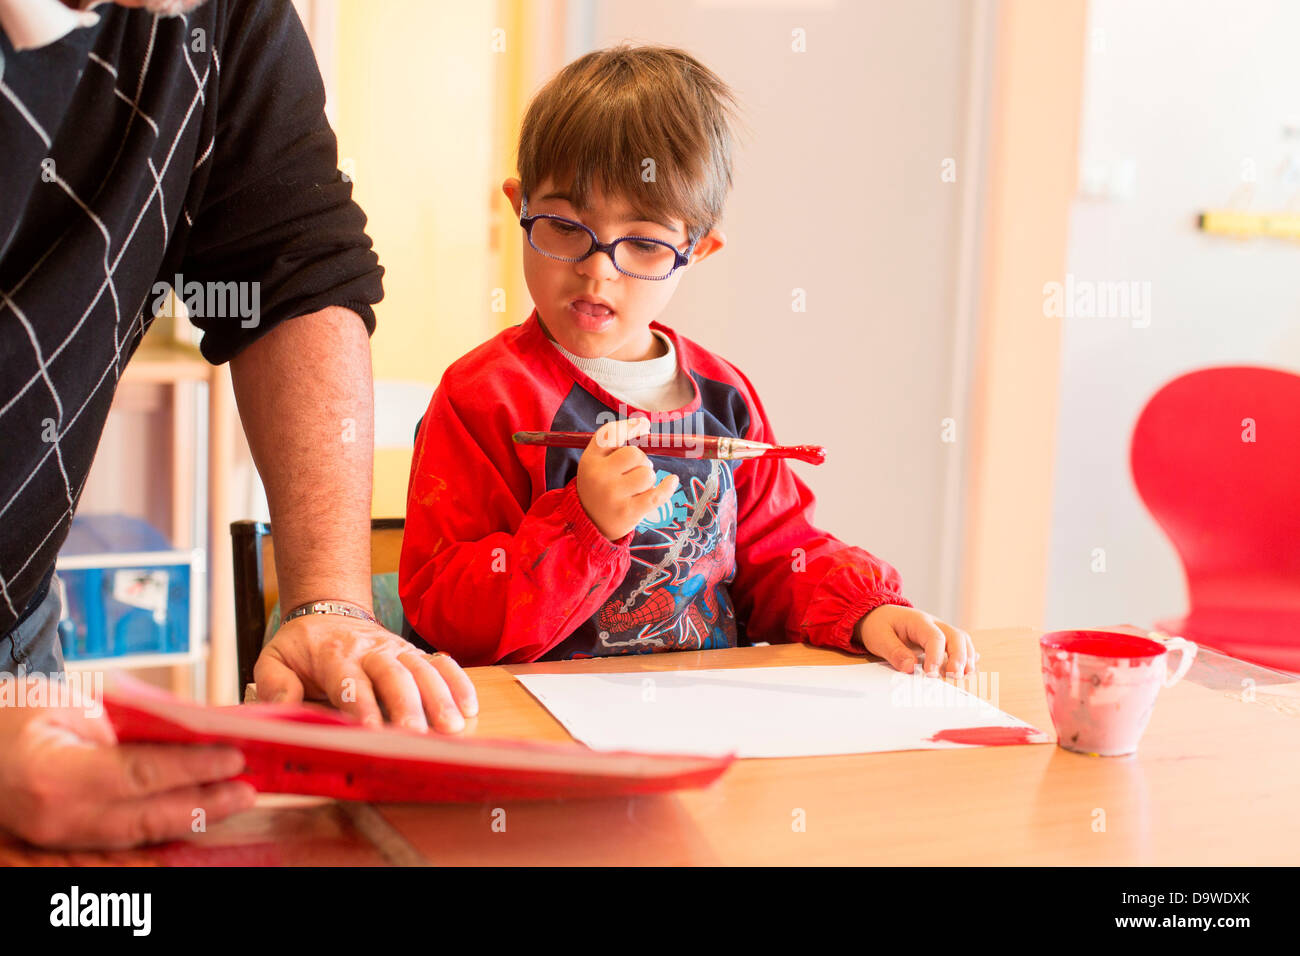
[253,652,305,705]
[590,416,651,454]
[399,653,465,734]
[70,780,257,850]
[427,652,478,718]
[38,696,119,747]
[364,653,429,730]
[54,741,248,802]
[318,657,383,727]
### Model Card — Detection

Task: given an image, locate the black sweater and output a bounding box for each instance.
[0,0,384,637]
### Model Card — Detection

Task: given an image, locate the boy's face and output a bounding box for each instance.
[503,177,724,362]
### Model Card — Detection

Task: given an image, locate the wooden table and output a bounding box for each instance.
[6,627,1300,865]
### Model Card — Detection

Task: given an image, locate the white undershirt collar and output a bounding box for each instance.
[550,328,680,389]
[0,0,108,53]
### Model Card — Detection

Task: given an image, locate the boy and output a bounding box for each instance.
[399,45,976,675]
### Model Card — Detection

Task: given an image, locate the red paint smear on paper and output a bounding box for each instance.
[928,725,1042,746]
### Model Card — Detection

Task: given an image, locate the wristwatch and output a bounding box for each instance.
[281,599,378,627]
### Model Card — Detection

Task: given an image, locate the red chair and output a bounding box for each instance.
[1131,365,1300,675]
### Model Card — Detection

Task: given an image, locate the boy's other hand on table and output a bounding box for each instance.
[855,604,979,678]
[577,416,679,541]
[254,617,479,733]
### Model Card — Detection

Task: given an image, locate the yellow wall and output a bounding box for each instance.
[332,0,511,517]
[489,0,567,335]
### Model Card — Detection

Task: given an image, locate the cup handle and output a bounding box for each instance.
[1162,636,1198,687]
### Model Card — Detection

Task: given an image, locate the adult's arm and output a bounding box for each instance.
[174,2,474,729]
[229,307,477,731]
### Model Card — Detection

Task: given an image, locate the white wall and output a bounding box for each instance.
[585,0,980,618]
[1045,0,1300,629]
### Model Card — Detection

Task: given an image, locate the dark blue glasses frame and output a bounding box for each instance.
[519,194,699,280]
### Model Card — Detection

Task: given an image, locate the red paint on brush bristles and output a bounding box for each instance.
[783,445,827,465]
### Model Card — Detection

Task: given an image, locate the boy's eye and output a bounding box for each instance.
[550,220,581,234]
[629,240,663,254]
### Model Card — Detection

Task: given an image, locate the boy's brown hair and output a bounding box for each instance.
[517,44,740,240]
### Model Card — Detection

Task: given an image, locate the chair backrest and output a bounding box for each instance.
[230,518,406,699]
[1130,365,1300,668]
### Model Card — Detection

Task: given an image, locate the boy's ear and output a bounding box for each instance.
[503,177,524,217]
[687,228,726,267]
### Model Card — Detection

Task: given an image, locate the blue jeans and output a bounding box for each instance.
[1,573,65,676]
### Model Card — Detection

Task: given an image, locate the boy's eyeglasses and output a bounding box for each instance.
[519,194,699,280]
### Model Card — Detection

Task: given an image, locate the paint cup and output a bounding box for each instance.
[1039,630,1197,756]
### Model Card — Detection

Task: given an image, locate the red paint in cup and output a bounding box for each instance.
[1039,630,1196,756]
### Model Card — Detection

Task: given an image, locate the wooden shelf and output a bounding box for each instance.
[94,322,239,702]
[66,649,207,672]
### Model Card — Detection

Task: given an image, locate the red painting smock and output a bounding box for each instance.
[398,310,910,666]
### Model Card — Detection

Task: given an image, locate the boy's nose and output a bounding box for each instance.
[576,248,620,281]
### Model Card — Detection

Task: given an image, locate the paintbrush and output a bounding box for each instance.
[511,430,827,465]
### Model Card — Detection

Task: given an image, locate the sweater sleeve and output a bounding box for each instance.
[177,0,384,364]
[729,368,911,651]
[398,387,633,666]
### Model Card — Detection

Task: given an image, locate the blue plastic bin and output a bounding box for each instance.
[55,515,198,662]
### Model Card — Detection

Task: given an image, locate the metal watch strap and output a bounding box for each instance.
[281,600,378,626]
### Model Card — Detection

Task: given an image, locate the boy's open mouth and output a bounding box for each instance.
[567,297,616,332]
[570,297,614,317]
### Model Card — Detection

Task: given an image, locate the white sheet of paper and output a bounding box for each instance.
[516,663,1046,758]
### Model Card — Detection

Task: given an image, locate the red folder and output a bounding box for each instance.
[102,676,733,802]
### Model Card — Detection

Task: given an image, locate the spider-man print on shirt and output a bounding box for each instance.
[594,460,738,654]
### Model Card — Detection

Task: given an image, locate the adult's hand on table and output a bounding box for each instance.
[0,676,255,849]
[254,615,479,733]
